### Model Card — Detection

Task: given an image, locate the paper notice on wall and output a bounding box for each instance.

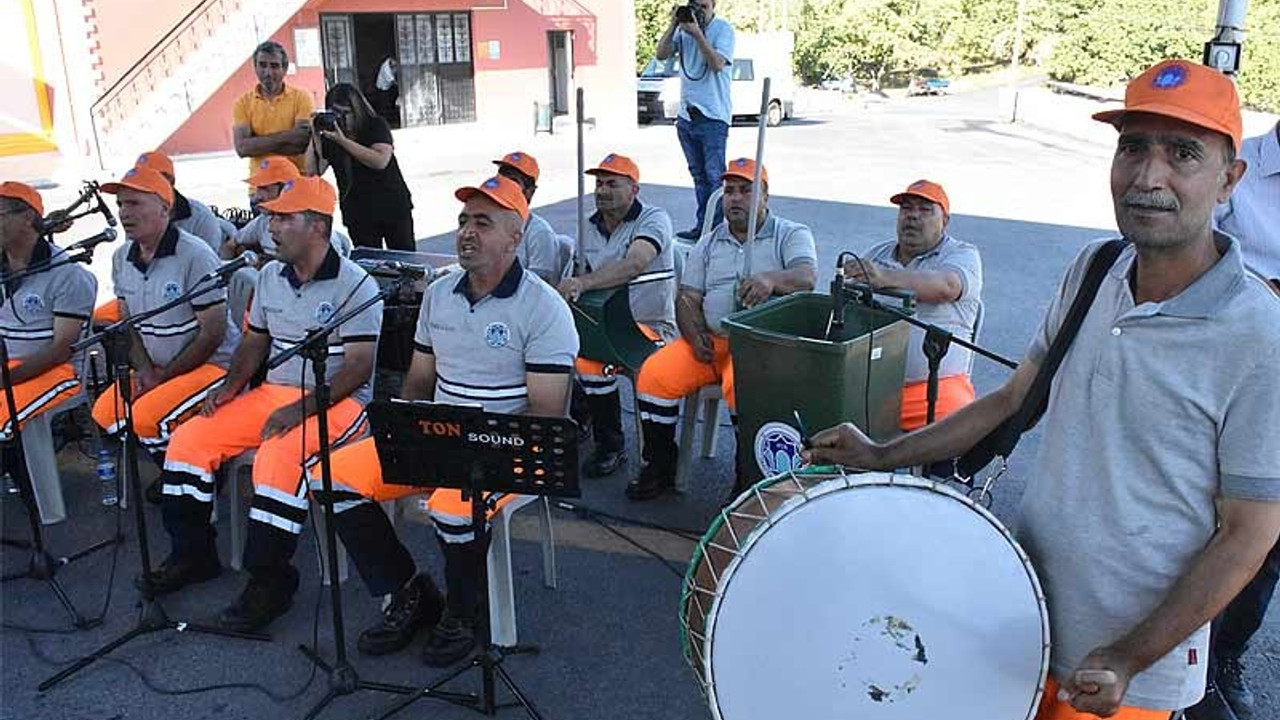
[295,28,321,68]
[487,40,501,60]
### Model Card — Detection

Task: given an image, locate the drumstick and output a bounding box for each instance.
[569,302,601,326]
[792,410,813,449]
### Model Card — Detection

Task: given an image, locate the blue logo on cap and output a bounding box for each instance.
[483,178,501,189]
[910,180,926,189]
[282,180,294,192]
[510,153,522,161]
[1152,65,1187,89]
[604,153,616,163]
[260,159,270,169]
[735,158,748,167]
[137,154,148,164]
[125,168,138,177]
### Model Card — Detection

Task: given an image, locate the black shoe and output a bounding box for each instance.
[357,574,444,656]
[135,554,221,596]
[676,228,700,241]
[1186,682,1241,720]
[625,469,674,501]
[421,610,477,667]
[218,578,293,633]
[584,448,626,478]
[1217,657,1255,719]
[145,480,164,505]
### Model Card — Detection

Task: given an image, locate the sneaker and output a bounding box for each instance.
[421,610,477,667]
[1217,657,1255,719]
[135,554,222,596]
[217,578,294,633]
[625,468,674,501]
[357,574,444,656]
[584,447,626,478]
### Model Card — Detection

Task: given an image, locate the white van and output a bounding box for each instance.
[637,31,796,126]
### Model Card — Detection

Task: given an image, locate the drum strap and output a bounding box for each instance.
[955,239,1128,480]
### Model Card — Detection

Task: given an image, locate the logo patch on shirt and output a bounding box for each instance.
[315,301,336,324]
[485,321,510,348]
[162,281,183,301]
[753,422,806,476]
[20,292,44,312]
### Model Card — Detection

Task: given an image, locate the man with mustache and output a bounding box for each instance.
[843,180,983,441]
[557,153,677,479]
[633,158,816,500]
[806,59,1280,720]
[311,175,577,666]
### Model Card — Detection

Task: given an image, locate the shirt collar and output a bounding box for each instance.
[889,233,952,265]
[1110,232,1245,319]
[171,191,192,221]
[712,213,777,244]
[452,259,525,305]
[254,83,291,101]
[280,245,342,289]
[126,225,180,272]
[588,200,644,239]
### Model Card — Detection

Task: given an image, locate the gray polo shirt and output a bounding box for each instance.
[1,239,96,361]
[112,226,238,370]
[578,200,677,340]
[680,213,817,335]
[863,234,983,383]
[517,212,567,284]
[247,247,382,405]
[415,260,578,415]
[173,192,223,254]
[233,213,353,258]
[1018,235,1280,709]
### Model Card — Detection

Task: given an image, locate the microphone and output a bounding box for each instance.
[830,274,846,330]
[63,227,118,254]
[96,190,118,228]
[199,251,258,283]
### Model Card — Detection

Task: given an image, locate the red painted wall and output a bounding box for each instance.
[160,0,612,156]
[92,0,206,90]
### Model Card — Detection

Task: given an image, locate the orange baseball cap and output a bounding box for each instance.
[134,151,175,181]
[891,179,950,216]
[1092,59,1242,152]
[586,153,640,183]
[0,181,44,216]
[258,176,337,216]
[455,175,530,221]
[246,156,302,187]
[722,157,769,185]
[493,151,540,183]
[101,167,175,207]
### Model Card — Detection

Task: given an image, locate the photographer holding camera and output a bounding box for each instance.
[656,0,735,241]
[305,82,415,251]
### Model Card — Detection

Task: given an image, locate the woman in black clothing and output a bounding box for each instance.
[306,83,415,251]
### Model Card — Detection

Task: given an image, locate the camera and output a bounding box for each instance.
[312,111,339,133]
[675,2,705,27]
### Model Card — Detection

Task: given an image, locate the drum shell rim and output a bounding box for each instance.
[683,469,1051,720]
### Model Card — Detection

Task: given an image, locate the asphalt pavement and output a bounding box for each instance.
[2,87,1275,719]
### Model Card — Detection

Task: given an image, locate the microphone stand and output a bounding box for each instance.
[39,271,270,693]
[267,276,445,719]
[0,338,119,629]
[835,277,1018,426]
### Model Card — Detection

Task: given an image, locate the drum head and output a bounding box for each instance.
[705,474,1047,720]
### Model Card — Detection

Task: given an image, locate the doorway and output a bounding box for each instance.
[352,14,399,127]
[547,30,574,116]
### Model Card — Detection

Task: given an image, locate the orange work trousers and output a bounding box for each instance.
[635,334,735,426]
[899,375,976,431]
[576,323,662,395]
[91,364,225,452]
[92,299,121,325]
[1035,679,1174,720]
[320,437,516,543]
[0,362,80,440]
[162,383,367,534]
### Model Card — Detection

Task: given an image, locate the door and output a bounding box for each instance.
[320,15,357,89]
[547,30,574,115]
[393,12,475,126]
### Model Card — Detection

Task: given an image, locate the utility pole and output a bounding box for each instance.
[1205,0,1249,75]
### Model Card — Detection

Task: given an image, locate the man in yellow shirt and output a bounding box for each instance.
[232,41,313,174]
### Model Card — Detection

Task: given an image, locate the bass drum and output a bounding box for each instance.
[680,468,1049,720]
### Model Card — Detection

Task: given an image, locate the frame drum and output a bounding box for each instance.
[680,468,1049,720]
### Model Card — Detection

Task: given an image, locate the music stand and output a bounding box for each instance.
[366,400,580,720]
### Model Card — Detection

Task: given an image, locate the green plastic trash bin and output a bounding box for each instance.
[722,292,910,484]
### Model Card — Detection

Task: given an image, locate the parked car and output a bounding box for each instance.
[819,75,857,93]
[907,68,950,96]
[636,31,797,126]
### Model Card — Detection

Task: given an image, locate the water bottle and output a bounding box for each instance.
[97,447,118,506]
